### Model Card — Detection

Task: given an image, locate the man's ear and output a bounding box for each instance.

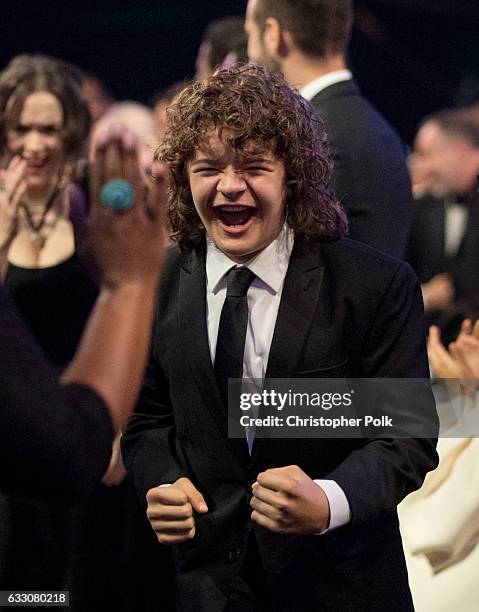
[263,17,291,59]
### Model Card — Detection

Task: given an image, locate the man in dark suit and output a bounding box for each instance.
[122,65,437,611]
[406,107,479,317]
[244,0,414,259]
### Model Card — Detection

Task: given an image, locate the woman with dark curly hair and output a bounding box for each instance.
[124,64,436,611]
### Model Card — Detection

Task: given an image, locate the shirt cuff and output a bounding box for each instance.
[313,479,351,534]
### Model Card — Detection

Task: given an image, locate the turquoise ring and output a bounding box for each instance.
[100,179,135,211]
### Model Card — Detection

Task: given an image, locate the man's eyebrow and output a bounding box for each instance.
[190,154,275,166]
[190,157,221,166]
[240,156,274,164]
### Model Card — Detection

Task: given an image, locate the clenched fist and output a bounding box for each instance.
[146,477,208,545]
[250,465,330,535]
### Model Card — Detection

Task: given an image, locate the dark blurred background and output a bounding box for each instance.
[2,0,478,144]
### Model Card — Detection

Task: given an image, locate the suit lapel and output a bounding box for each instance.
[265,241,324,379]
[251,243,325,462]
[438,201,446,265]
[178,244,249,468]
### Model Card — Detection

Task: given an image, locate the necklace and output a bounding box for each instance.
[20,184,61,249]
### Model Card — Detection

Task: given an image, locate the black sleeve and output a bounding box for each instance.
[0,286,113,500]
[121,249,189,510]
[121,342,188,511]
[325,262,439,524]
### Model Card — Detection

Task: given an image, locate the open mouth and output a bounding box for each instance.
[23,158,49,173]
[213,205,256,227]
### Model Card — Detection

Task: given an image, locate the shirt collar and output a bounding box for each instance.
[206,224,294,295]
[300,69,353,101]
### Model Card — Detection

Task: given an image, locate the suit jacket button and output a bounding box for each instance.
[227,547,241,563]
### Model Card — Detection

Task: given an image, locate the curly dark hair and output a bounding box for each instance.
[0,54,90,164]
[156,63,347,250]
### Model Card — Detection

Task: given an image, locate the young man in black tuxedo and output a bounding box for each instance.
[244,0,414,259]
[123,65,437,611]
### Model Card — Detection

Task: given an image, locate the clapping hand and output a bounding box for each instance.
[422,273,454,312]
[0,156,27,275]
[428,320,479,397]
[450,319,479,381]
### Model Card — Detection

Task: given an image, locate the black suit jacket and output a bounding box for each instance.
[311,80,414,259]
[406,193,479,302]
[123,237,437,611]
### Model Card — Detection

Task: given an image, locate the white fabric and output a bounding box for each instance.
[444,201,468,258]
[300,69,353,102]
[399,389,479,611]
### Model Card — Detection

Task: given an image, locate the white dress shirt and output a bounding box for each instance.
[444,199,468,258]
[300,69,353,101]
[206,225,351,532]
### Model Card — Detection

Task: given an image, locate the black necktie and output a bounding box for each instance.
[215,266,256,409]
